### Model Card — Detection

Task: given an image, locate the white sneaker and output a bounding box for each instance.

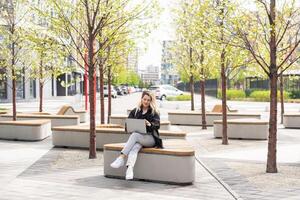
[125,166,134,180]
[110,156,125,168]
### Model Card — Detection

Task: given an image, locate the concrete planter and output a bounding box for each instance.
[52,125,186,149]
[0,119,51,141]
[213,118,268,139]
[0,114,80,127]
[104,140,195,185]
[168,111,261,126]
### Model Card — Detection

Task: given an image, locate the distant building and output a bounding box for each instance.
[140,65,160,85]
[0,1,83,103]
[161,40,179,85]
[127,47,139,73]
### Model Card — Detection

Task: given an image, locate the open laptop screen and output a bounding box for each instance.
[125,118,148,134]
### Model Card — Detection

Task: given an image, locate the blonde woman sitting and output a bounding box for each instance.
[110,91,163,180]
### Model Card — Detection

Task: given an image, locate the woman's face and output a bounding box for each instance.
[141,94,151,109]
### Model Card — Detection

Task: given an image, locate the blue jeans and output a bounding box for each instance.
[121,132,155,167]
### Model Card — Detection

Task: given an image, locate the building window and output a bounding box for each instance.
[16,68,25,99]
[30,79,36,98]
[0,69,7,99]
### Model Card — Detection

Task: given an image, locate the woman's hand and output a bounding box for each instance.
[145,119,151,127]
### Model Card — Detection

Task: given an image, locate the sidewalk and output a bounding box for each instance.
[1,94,300,199]
[182,125,300,200]
[0,136,237,200]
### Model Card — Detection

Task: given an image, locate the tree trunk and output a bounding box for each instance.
[189,47,194,111]
[199,40,206,129]
[88,36,96,159]
[267,73,278,173]
[107,66,112,124]
[221,50,228,145]
[99,62,105,124]
[200,79,207,129]
[280,72,284,124]
[39,81,44,113]
[266,0,277,173]
[39,60,44,113]
[190,75,195,111]
[12,68,16,121]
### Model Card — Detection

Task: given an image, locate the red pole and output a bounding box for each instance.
[84,51,88,111]
[94,73,96,112]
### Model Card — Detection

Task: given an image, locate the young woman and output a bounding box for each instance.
[110,91,163,180]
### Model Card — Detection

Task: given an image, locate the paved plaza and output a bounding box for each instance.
[0,93,300,200]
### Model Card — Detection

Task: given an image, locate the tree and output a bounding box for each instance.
[48,0,158,158]
[236,0,300,173]
[48,0,113,158]
[206,0,251,144]
[94,0,158,124]
[0,0,31,120]
[28,30,69,112]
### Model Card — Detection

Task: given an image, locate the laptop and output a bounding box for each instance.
[125,118,148,134]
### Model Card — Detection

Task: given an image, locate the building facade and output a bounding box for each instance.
[140,65,160,85]
[0,1,83,103]
[161,40,179,85]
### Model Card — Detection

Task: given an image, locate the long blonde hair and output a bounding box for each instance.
[136,91,159,115]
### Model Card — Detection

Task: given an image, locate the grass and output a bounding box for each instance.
[167,94,191,101]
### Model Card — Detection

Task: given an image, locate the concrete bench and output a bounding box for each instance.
[57,105,87,123]
[168,111,261,126]
[214,118,268,139]
[0,114,80,127]
[28,105,87,123]
[110,114,171,130]
[0,119,51,141]
[104,139,195,185]
[283,113,300,128]
[52,125,186,149]
[211,104,238,113]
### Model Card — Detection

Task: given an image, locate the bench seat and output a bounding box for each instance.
[214,118,268,139]
[27,105,87,123]
[104,139,195,185]
[110,114,171,130]
[52,125,186,149]
[168,111,261,126]
[283,113,300,128]
[0,119,51,141]
[0,114,80,127]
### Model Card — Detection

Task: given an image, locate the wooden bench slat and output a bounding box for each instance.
[104,140,194,156]
[0,119,51,126]
[168,111,260,116]
[52,125,186,137]
[214,118,268,125]
[0,114,79,119]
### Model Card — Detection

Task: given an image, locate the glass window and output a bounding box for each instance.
[30,79,36,98]
[0,69,7,99]
[16,68,25,99]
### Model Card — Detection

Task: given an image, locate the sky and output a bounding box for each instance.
[138,0,300,71]
[138,0,176,70]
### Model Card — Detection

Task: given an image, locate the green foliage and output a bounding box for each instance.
[249,91,290,102]
[217,89,246,100]
[166,94,191,101]
[126,71,140,86]
[288,90,300,99]
[112,69,140,86]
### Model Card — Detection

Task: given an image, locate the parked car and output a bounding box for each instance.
[114,86,124,95]
[134,86,142,92]
[128,86,136,94]
[120,85,129,94]
[149,84,184,100]
[104,85,117,98]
